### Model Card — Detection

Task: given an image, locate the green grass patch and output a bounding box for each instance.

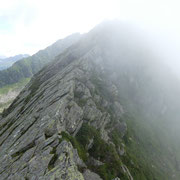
[75,123,128,180]
[60,131,88,162]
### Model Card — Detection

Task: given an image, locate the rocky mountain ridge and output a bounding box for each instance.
[0,21,180,179]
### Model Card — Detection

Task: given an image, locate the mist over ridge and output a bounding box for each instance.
[1,0,180,179]
[1,19,180,180]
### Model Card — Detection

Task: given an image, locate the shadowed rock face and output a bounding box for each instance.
[0,21,180,180]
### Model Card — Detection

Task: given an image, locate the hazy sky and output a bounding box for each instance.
[0,0,180,58]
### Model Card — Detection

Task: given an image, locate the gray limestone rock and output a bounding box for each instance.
[83,169,102,180]
[0,21,133,180]
[118,143,125,156]
[87,157,104,166]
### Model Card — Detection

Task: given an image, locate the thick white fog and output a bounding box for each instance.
[0,0,180,76]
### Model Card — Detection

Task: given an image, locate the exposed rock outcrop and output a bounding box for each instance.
[83,169,102,180]
[0,26,129,179]
[1,20,180,180]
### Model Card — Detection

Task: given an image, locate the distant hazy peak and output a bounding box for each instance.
[0,33,81,87]
[0,55,7,59]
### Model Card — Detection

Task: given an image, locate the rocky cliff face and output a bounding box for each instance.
[0,21,180,180]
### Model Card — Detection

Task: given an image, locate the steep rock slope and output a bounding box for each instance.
[0,33,81,88]
[0,21,180,180]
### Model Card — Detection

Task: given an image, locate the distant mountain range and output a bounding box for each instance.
[0,54,30,70]
[0,33,81,88]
